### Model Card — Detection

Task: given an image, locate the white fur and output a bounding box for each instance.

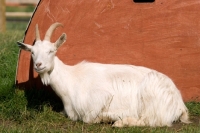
[17,24,190,127]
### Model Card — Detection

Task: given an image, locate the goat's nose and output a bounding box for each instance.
[36,63,42,68]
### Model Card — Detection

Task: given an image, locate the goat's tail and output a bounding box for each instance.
[180,109,191,124]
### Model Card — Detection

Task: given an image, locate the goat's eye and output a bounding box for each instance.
[31,52,34,55]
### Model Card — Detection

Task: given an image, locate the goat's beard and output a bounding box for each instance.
[40,72,50,86]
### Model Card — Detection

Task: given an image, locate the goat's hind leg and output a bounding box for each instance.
[112,117,145,127]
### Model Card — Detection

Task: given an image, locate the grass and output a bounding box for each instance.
[6,5,36,23]
[6,5,36,12]
[0,21,200,133]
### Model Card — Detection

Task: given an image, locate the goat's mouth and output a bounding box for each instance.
[35,67,46,73]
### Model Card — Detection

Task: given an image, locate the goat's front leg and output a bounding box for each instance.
[64,105,79,121]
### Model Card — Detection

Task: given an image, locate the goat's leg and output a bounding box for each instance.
[64,105,79,121]
[112,117,145,127]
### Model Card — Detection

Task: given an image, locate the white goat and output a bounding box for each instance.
[17,22,191,127]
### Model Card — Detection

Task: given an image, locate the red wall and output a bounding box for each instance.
[16,0,200,101]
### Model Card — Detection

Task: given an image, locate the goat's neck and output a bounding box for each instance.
[46,57,72,99]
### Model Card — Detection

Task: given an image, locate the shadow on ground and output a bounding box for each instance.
[24,87,63,112]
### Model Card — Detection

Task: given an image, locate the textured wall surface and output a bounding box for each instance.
[16,0,200,101]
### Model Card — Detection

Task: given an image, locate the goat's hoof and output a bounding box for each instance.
[112,120,124,128]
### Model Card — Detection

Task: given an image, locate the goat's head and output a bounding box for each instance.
[17,22,67,74]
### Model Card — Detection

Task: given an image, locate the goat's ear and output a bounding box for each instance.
[17,41,32,52]
[54,33,67,49]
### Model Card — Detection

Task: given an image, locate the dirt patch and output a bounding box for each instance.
[170,115,200,131]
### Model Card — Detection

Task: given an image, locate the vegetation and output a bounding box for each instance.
[6,5,35,23]
[0,21,199,132]
[6,5,35,12]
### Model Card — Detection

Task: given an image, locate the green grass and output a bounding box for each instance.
[6,5,36,12]
[0,23,23,98]
[6,5,35,23]
[0,21,200,133]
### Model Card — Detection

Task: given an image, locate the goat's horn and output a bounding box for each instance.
[44,22,63,41]
[35,24,40,41]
